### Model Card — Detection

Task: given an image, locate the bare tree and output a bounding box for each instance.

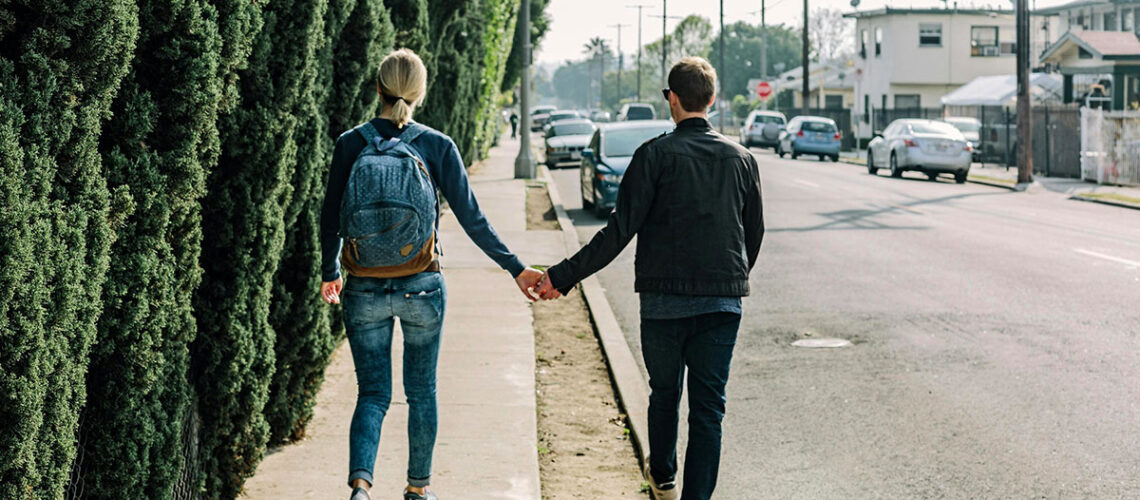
[807,8,854,63]
[583,37,610,107]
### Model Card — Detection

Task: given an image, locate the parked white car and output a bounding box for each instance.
[867,119,973,183]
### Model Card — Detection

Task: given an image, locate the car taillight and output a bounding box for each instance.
[547,146,554,153]
[833,132,840,140]
[905,139,918,148]
[964,143,973,152]
[797,130,804,137]
[749,123,758,130]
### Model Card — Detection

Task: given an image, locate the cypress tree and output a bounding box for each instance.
[191,0,327,496]
[264,0,393,446]
[383,0,429,54]
[0,2,138,498]
[501,0,552,95]
[65,1,223,497]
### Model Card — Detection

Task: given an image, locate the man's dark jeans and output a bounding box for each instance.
[641,312,740,500]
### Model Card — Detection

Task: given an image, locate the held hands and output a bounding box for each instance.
[515,267,562,301]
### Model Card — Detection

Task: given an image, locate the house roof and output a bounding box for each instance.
[941,73,1064,106]
[1033,0,1112,15]
[1040,30,1140,61]
[843,7,1013,19]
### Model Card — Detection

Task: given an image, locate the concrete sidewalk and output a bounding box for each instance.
[243,135,565,499]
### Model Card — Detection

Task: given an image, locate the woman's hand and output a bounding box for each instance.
[321,277,343,304]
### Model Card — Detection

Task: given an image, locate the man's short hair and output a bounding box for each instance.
[668,57,717,112]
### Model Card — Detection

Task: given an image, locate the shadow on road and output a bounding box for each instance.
[769,190,1011,233]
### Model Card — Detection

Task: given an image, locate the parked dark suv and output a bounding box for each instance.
[617,103,656,121]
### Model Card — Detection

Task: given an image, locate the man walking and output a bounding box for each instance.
[509,111,519,138]
[533,57,764,499]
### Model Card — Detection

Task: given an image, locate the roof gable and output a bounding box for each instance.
[1041,30,1140,61]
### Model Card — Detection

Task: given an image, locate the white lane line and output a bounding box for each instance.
[1075,248,1140,268]
[794,179,820,188]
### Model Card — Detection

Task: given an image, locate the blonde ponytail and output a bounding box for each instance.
[378,49,427,128]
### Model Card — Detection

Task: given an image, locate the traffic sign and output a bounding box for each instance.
[756,81,772,100]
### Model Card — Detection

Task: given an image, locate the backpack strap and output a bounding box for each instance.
[355,121,382,146]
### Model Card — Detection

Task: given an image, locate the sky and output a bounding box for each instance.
[536,0,1073,66]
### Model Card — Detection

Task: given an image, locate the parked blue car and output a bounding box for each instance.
[776,116,841,162]
[579,120,675,217]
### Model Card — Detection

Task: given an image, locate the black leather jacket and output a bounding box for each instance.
[547,117,764,296]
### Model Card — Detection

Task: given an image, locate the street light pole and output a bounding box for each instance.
[514,0,536,179]
[627,5,650,102]
[802,0,810,116]
[719,0,725,132]
[761,0,768,110]
[662,0,668,89]
[1016,0,1033,185]
[611,24,630,107]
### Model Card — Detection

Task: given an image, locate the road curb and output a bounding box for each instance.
[1071,194,1140,211]
[539,165,652,465]
[967,177,1020,191]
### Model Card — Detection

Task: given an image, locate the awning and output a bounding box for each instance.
[940,73,1063,106]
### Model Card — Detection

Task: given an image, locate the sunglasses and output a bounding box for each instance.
[661,88,671,100]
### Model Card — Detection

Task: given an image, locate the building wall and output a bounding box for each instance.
[851,9,1060,138]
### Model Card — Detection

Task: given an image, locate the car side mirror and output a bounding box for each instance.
[582,149,595,160]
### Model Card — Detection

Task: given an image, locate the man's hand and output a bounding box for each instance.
[320,277,343,305]
[515,267,545,302]
[535,273,562,300]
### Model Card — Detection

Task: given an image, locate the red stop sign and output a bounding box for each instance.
[756,81,772,99]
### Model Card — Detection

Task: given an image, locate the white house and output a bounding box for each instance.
[845,7,1059,138]
[1036,0,1140,110]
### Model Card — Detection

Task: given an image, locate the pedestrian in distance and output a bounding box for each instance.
[524,56,765,500]
[319,48,544,500]
[509,111,519,139]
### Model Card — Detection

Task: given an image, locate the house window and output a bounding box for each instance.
[895,94,921,109]
[881,94,887,111]
[971,26,1000,57]
[825,95,844,109]
[864,94,871,123]
[1125,10,1134,32]
[919,23,942,47]
[1000,41,1016,56]
[860,29,868,58]
[1105,12,1118,31]
[875,27,883,56]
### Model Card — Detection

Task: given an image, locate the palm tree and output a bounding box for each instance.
[583,37,609,109]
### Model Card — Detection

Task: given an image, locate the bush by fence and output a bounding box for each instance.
[2,1,547,498]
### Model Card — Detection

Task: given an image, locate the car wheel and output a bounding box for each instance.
[593,200,610,219]
[791,148,799,160]
[927,172,939,181]
[955,172,968,184]
[830,154,839,162]
[867,152,878,175]
[776,144,785,158]
[818,154,825,161]
[581,188,594,210]
[889,153,903,178]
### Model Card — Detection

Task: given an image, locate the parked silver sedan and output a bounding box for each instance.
[867,119,973,183]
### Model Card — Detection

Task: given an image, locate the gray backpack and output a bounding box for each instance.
[339,122,437,271]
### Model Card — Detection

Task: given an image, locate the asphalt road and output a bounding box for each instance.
[547,145,1140,498]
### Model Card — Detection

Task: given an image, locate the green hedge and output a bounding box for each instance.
[191,0,326,496]
[0,2,139,498]
[264,0,394,447]
[67,0,222,497]
[3,1,529,497]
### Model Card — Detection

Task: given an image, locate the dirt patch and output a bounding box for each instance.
[526,179,645,498]
[533,293,647,499]
[527,182,560,231]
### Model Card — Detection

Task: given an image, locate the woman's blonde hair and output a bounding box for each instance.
[377,49,428,128]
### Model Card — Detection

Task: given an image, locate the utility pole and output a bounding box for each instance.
[627,5,650,101]
[1016,0,1033,185]
[611,24,630,107]
[514,0,535,179]
[719,0,725,131]
[761,0,768,110]
[802,0,810,116]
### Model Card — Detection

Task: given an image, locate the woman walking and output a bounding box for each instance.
[319,49,542,500]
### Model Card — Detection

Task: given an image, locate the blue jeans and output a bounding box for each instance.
[641,312,740,500]
[342,272,447,488]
